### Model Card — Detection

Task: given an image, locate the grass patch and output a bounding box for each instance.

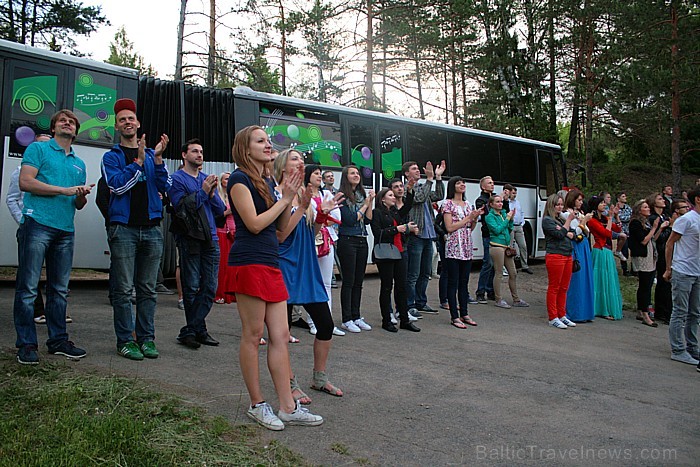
[0,353,306,466]
[619,273,639,311]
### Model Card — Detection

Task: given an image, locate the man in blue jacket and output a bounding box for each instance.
[168,139,225,348]
[102,98,171,361]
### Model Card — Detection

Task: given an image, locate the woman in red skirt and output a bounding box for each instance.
[227,126,322,431]
[215,171,235,304]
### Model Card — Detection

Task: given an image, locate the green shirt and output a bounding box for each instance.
[484,209,513,246]
[22,139,86,232]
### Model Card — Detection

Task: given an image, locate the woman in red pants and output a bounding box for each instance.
[542,193,576,329]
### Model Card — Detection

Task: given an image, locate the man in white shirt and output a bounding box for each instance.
[509,187,532,274]
[663,186,700,366]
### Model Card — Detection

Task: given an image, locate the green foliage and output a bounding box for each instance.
[0,0,107,54]
[0,355,305,465]
[106,26,156,76]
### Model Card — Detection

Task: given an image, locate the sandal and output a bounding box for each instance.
[460,316,478,326]
[259,338,267,345]
[214,298,225,304]
[603,316,615,321]
[310,370,343,397]
[451,319,467,329]
[289,335,300,344]
[291,375,312,405]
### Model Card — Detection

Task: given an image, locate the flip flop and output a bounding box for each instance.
[289,335,300,344]
[642,321,658,328]
[451,320,467,329]
[460,316,478,326]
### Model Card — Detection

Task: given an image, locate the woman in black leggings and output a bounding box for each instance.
[336,165,375,333]
[274,149,344,402]
[371,188,421,333]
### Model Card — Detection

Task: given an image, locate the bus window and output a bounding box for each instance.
[379,126,402,185]
[349,122,374,187]
[260,113,342,168]
[73,69,118,146]
[407,125,448,176]
[499,140,537,185]
[537,150,558,199]
[448,133,499,181]
[7,65,61,158]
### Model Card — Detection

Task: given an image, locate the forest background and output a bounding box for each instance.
[2,0,699,199]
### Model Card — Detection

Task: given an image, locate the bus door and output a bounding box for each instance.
[535,149,558,256]
[347,120,404,193]
[0,60,66,266]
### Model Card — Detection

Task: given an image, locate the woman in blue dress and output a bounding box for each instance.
[274,149,344,403]
[562,189,595,322]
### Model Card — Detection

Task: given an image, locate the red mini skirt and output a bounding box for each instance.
[225,264,289,303]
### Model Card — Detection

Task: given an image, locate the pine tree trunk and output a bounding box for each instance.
[670,3,682,193]
[365,0,374,109]
[206,0,216,87]
[175,0,187,80]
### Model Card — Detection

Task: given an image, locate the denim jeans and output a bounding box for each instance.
[108,224,163,346]
[669,271,700,357]
[476,237,495,296]
[336,235,368,322]
[177,238,219,338]
[13,217,73,349]
[406,236,434,309]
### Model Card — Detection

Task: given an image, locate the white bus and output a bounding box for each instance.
[1,39,566,275]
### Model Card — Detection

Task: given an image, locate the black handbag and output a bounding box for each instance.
[373,229,402,260]
[572,259,581,273]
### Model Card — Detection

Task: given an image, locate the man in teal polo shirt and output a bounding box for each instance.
[14,109,94,365]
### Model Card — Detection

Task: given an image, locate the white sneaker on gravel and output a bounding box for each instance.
[494,300,512,309]
[247,402,284,431]
[550,318,568,329]
[513,300,529,307]
[354,317,372,331]
[332,326,345,336]
[278,400,324,426]
[560,317,577,327]
[341,321,361,333]
[407,313,418,322]
[670,352,699,365]
[308,321,317,335]
[390,312,398,325]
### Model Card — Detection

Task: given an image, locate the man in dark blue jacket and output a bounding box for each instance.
[168,139,225,349]
[102,98,171,361]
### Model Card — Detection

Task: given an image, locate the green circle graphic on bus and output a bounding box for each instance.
[287,124,300,139]
[78,73,93,87]
[261,107,270,114]
[89,129,101,140]
[307,125,322,141]
[20,93,44,115]
[36,116,51,130]
[296,112,305,119]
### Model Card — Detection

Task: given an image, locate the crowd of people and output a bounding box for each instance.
[7,105,700,432]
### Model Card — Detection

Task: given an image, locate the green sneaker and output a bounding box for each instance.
[118,341,144,361]
[140,341,159,359]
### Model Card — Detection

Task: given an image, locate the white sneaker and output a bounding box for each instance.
[247,402,284,431]
[560,317,577,327]
[494,300,512,309]
[390,311,398,325]
[308,321,317,335]
[614,251,627,262]
[341,321,361,333]
[550,318,568,329]
[332,326,345,336]
[502,266,509,276]
[354,317,372,331]
[407,313,418,322]
[278,400,323,426]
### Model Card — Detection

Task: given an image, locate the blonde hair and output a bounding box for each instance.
[217,172,230,206]
[274,149,315,227]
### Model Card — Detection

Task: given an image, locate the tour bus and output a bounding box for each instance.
[0,39,566,276]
